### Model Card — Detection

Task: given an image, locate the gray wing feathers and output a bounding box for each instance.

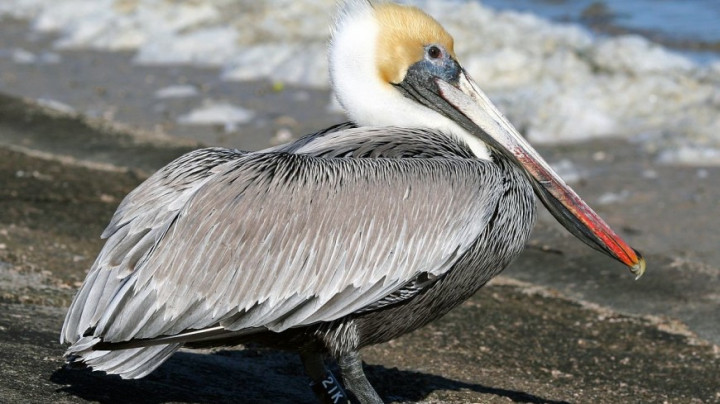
[84,153,500,345]
[69,336,181,379]
[61,148,246,344]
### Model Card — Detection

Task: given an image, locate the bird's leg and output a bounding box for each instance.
[299,350,349,404]
[338,350,383,404]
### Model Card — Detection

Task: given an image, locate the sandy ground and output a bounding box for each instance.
[0,14,718,404]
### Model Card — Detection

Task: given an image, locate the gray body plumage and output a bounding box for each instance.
[61,123,536,379]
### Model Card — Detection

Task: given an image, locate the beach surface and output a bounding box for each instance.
[0,2,719,403]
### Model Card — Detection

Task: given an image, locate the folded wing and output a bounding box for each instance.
[63,151,501,347]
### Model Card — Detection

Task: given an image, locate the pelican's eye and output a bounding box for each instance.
[427,45,442,59]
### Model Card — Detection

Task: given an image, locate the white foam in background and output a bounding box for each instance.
[177,101,255,133]
[154,85,199,99]
[0,0,719,164]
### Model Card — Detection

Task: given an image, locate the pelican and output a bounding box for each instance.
[61,1,645,402]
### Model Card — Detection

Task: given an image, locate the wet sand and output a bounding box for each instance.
[0,13,719,404]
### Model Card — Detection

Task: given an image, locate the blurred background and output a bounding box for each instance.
[1,0,719,160]
[0,2,718,400]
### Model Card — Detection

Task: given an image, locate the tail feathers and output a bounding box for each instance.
[66,336,181,379]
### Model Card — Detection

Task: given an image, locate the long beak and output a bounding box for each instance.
[436,71,646,279]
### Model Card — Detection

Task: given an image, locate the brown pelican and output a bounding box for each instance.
[61,1,645,402]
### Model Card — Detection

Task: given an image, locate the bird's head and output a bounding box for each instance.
[330,0,645,278]
[330,0,493,159]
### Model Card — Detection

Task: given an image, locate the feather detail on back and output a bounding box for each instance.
[62,128,502,375]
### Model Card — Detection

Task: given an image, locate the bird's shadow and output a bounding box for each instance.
[50,348,568,404]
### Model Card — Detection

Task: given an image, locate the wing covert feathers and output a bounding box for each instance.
[62,130,502,379]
